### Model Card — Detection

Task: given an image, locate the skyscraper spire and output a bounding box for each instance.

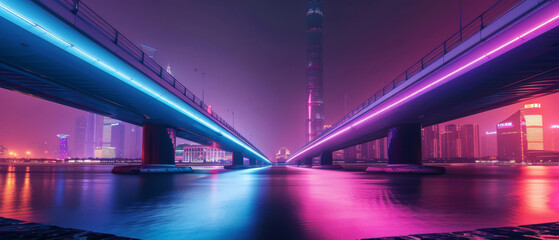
[306,0,325,142]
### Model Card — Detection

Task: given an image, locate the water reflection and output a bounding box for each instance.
[0,165,558,239]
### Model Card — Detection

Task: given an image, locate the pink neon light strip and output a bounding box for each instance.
[288,13,559,163]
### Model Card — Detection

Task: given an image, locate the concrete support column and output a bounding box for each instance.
[387,124,422,165]
[232,151,244,166]
[319,151,333,165]
[249,158,257,166]
[142,123,176,165]
[303,157,313,166]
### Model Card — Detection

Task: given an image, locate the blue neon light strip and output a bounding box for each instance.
[0,2,270,163]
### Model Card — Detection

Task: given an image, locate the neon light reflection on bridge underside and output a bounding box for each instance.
[0,3,270,164]
[288,12,559,163]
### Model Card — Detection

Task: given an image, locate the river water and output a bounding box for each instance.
[0,165,558,239]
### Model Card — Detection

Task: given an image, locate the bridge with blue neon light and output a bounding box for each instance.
[0,0,271,172]
[288,0,559,172]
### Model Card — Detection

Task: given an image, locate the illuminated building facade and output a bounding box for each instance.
[57,134,70,160]
[441,124,459,159]
[521,103,543,150]
[497,111,527,162]
[111,123,125,158]
[74,116,87,158]
[551,125,559,151]
[481,131,497,157]
[305,0,325,141]
[422,124,440,159]
[183,145,227,163]
[275,147,291,164]
[85,113,103,158]
[459,124,480,158]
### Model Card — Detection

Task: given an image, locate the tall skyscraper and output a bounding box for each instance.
[497,111,527,162]
[422,124,440,160]
[85,113,103,158]
[125,124,142,159]
[111,123,125,158]
[305,0,325,142]
[74,116,87,158]
[441,124,460,159]
[481,131,497,157]
[57,134,70,160]
[521,103,543,150]
[459,124,480,158]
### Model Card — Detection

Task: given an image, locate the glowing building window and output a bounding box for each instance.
[551,125,559,129]
[524,115,543,127]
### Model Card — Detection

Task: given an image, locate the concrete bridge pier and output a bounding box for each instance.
[112,123,193,174]
[299,157,313,168]
[314,150,342,169]
[249,158,257,166]
[367,124,444,174]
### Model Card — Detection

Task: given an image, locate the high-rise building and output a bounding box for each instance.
[441,124,460,159]
[111,123,125,158]
[422,124,440,160]
[124,124,142,159]
[521,103,543,150]
[74,116,87,158]
[551,125,559,151]
[481,131,497,157]
[57,134,70,160]
[0,145,7,158]
[85,113,103,158]
[305,0,325,142]
[459,124,480,158]
[497,111,527,162]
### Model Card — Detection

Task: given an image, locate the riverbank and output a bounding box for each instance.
[366,221,559,239]
[0,217,135,239]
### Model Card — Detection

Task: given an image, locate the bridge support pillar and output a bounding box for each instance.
[300,157,313,168]
[232,151,244,166]
[319,151,333,165]
[366,124,444,174]
[387,124,422,165]
[249,158,257,166]
[112,123,192,174]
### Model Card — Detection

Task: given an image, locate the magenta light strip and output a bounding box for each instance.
[288,13,559,163]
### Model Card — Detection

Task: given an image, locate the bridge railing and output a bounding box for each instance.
[308,0,524,147]
[34,0,259,153]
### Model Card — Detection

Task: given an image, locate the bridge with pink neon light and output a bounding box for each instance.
[287,0,559,173]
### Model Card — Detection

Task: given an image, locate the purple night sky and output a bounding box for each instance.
[1,0,559,157]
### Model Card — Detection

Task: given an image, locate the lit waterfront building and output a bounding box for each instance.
[57,134,70,160]
[551,125,559,151]
[74,116,87,158]
[183,145,227,163]
[441,124,460,159]
[85,113,103,158]
[521,103,543,150]
[111,123,125,158]
[422,124,440,160]
[275,147,290,164]
[497,111,527,162]
[305,0,325,141]
[94,146,115,159]
[481,131,497,157]
[459,124,480,158]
